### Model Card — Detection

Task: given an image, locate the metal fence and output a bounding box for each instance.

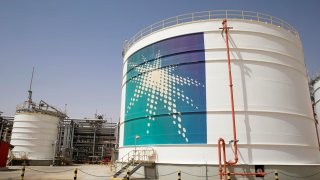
[123,10,299,54]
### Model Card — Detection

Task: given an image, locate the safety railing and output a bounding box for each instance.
[120,148,155,163]
[16,166,320,180]
[123,10,299,54]
[114,147,156,171]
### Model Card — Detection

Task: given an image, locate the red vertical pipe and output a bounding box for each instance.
[222,19,239,165]
[217,19,266,180]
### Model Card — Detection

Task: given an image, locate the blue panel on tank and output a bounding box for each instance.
[124,33,206,145]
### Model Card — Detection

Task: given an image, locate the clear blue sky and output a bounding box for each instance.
[0,0,319,120]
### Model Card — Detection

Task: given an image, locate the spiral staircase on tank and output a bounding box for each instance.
[111,148,156,180]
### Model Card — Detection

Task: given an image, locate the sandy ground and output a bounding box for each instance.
[0,164,115,180]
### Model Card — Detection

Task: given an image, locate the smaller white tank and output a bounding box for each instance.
[11,113,60,160]
[11,100,66,162]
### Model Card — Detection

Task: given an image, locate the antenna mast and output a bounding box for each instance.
[28,67,35,109]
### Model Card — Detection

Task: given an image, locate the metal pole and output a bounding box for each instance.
[58,124,63,155]
[93,127,96,156]
[126,170,130,180]
[74,168,77,180]
[134,136,137,162]
[134,134,140,161]
[275,170,279,180]
[71,122,75,157]
[20,166,25,180]
[0,121,3,140]
[134,137,136,153]
[227,170,231,180]
[28,67,34,109]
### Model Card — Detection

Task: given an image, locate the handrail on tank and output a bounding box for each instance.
[123,10,300,54]
[16,100,67,119]
[114,148,156,171]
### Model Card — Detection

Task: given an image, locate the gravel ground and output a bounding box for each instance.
[0,164,114,180]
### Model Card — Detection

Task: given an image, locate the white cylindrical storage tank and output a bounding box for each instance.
[11,111,60,164]
[119,10,320,166]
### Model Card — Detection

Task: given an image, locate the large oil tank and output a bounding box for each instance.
[10,100,66,165]
[119,10,320,165]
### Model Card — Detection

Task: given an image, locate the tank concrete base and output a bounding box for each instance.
[0,167,9,171]
[11,160,53,166]
[125,163,320,180]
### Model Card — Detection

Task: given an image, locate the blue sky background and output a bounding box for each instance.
[0,0,319,119]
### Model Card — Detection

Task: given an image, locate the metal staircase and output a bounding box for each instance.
[112,148,156,179]
[6,150,14,166]
[128,163,142,176]
[113,159,134,177]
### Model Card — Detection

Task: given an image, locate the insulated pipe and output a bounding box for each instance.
[71,122,75,148]
[312,103,320,151]
[93,128,96,156]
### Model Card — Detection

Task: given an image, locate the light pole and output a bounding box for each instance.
[134,134,140,160]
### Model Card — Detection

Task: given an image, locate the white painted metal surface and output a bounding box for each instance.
[313,79,320,141]
[11,113,60,160]
[313,79,320,119]
[120,11,320,165]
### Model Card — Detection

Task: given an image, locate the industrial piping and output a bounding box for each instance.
[311,103,320,151]
[217,19,265,180]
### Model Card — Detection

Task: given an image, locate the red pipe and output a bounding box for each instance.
[222,19,239,165]
[217,19,266,180]
[218,138,227,180]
